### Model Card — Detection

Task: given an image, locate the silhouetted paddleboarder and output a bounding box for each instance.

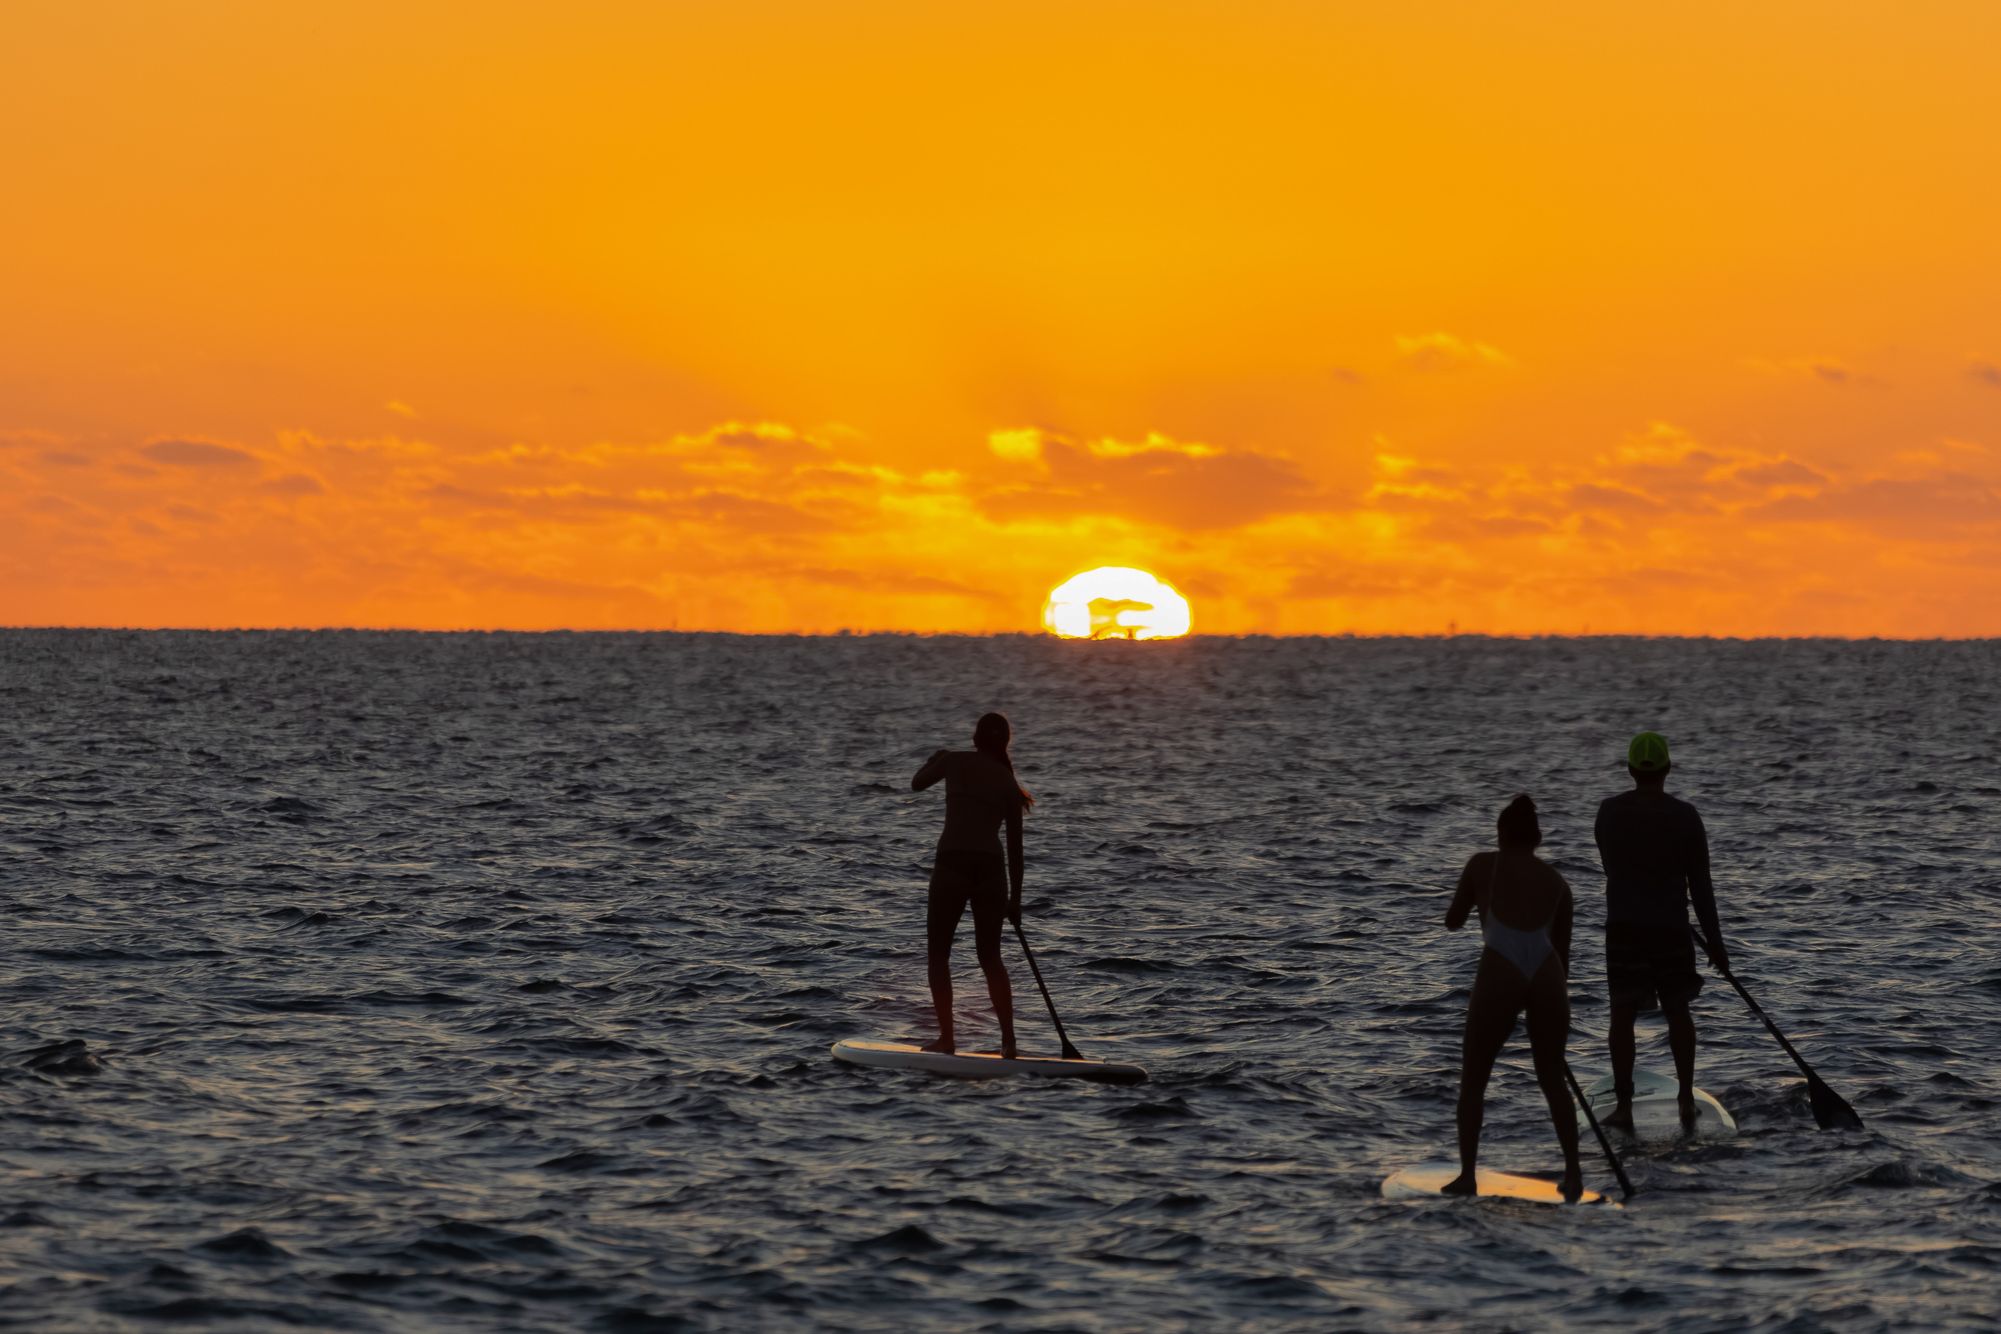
[911,712,1033,1057]
[1442,795,1583,1200]
[1594,731,1729,1130]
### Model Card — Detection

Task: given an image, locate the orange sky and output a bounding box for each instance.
[5,0,1999,634]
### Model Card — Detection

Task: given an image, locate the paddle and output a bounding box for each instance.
[1011,917,1084,1061]
[1563,1059,1636,1200]
[1691,926,1863,1131]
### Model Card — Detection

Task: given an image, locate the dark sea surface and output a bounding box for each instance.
[2,630,1998,1331]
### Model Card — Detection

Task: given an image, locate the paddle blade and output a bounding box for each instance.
[1808,1076,1864,1131]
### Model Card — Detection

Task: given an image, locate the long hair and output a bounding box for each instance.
[973,711,1035,810]
[1497,793,1541,849]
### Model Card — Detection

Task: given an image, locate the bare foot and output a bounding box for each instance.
[1440,1170,1478,1197]
[1678,1091,1699,1129]
[922,1035,956,1054]
[1602,1102,1635,1132]
[1000,1038,1019,1060]
[1560,1166,1584,1203]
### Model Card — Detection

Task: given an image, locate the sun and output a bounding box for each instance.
[1043,566,1192,640]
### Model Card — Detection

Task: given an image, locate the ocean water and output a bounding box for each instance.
[1,630,1997,1331]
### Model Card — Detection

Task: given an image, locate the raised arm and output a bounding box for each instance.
[1445,853,1484,930]
[1006,801,1025,924]
[911,749,951,791]
[1686,807,1728,972]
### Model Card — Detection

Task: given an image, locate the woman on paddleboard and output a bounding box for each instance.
[1442,794,1582,1199]
[911,712,1033,1057]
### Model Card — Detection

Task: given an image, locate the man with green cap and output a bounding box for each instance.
[1593,730,1729,1129]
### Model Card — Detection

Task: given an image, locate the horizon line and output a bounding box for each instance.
[4,625,1998,644]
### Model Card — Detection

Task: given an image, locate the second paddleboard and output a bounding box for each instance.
[1577,1067,1736,1140]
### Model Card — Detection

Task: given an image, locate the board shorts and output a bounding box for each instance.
[928,850,1008,957]
[1605,921,1703,1012]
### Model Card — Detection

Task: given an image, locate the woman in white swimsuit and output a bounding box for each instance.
[1442,794,1582,1199]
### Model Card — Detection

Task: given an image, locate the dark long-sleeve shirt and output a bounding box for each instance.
[1593,789,1722,946]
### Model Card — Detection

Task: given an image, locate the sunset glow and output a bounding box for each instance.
[3,3,2000,635]
[1044,568,1192,641]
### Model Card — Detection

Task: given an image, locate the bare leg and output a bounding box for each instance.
[925,889,962,1053]
[1605,1001,1638,1130]
[975,931,1016,1059]
[1526,965,1584,1201]
[1664,999,1697,1125]
[1445,957,1520,1196]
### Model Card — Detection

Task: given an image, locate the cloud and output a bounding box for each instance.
[17,410,1998,636]
[1567,481,1664,514]
[261,473,326,496]
[1338,424,1845,546]
[1394,332,1513,373]
[1969,361,2001,388]
[1085,434,1222,461]
[980,428,1315,530]
[422,480,835,533]
[37,450,91,468]
[988,428,1043,462]
[142,439,257,468]
[793,568,1000,599]
[1728,458,1826,488]
[1745,356,1886,388]
[1753,473,2001,531]
[1287,567,1424,599]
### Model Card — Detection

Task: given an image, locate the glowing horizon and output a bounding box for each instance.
[4,3,1999,637]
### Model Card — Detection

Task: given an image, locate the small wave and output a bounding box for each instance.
[412,1219,563,1258]
[1085,956,1177,974]
[1820,1159,1975,1193]
[193,1227,292,1262]
[351,989,471,1007]
[252,796,322,822]
[539,1150,625,1173]
[264,908,333,929]
[505,1036,642,1058]
[18,1039,103,1076]
[594,1307,699,1331]
[851,1224,945,1255]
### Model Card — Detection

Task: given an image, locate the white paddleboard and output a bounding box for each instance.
[831,1039,1148,1085]
[1382,1162,1617,1207]
[1577,1068,1736,1140]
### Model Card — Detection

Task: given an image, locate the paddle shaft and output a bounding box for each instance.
[1012,918,1083,1060]
[1564,1058,1636,1199]
[1691,926,1862,1129]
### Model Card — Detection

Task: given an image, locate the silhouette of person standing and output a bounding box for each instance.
[1594,731,1730,1128]
[1442,795,1581,1200]
[910,713,1033,1057]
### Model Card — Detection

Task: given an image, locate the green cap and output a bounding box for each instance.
[1627,731,1671,773]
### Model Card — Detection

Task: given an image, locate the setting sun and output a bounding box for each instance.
[1043,567,1192,640]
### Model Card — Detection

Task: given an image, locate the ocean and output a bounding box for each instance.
[2,631,1997,1330]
